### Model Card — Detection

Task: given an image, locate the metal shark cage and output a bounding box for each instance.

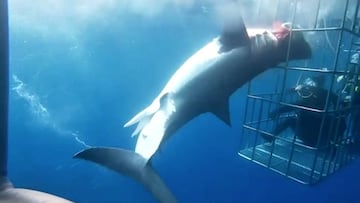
[238,0,360,184]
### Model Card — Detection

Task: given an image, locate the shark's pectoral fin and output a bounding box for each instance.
[74,147,177,203]
[211,99,231,126]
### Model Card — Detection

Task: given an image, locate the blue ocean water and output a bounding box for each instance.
[6,1,360,203]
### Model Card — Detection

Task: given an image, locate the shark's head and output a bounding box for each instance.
[272,23,312,62]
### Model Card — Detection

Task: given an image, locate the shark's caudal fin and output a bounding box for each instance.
[74,147,177,203]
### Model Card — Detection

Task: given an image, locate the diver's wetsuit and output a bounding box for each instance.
[348,77,360,154]
[266,86,346,148]
[351,79,360,138]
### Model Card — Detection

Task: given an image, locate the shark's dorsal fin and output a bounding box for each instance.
[211,99,231,126]
[219,16,250,53]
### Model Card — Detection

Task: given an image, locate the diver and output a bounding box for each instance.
[262,75,346,149]
[350,77,360,140]
[347,83,360,155]
[337,49,360,154]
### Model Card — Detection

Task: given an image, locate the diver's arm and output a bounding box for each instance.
[269,104,297,118]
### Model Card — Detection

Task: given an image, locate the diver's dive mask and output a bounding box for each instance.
[294,77,318,98]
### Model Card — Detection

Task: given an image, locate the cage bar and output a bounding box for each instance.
[238,0,360,184]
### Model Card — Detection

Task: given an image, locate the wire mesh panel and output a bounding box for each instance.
[238,0,360,184]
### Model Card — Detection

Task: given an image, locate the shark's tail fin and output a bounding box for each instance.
[74,147,177,203]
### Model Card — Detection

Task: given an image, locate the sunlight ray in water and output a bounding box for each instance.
[11,74,91,148]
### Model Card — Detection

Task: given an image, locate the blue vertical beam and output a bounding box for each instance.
[0,0,8,177]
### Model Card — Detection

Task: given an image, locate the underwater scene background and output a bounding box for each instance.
[6,0,360,202]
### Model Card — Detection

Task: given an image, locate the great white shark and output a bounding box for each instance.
[0,0,73,202]
[74,17,311,203]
